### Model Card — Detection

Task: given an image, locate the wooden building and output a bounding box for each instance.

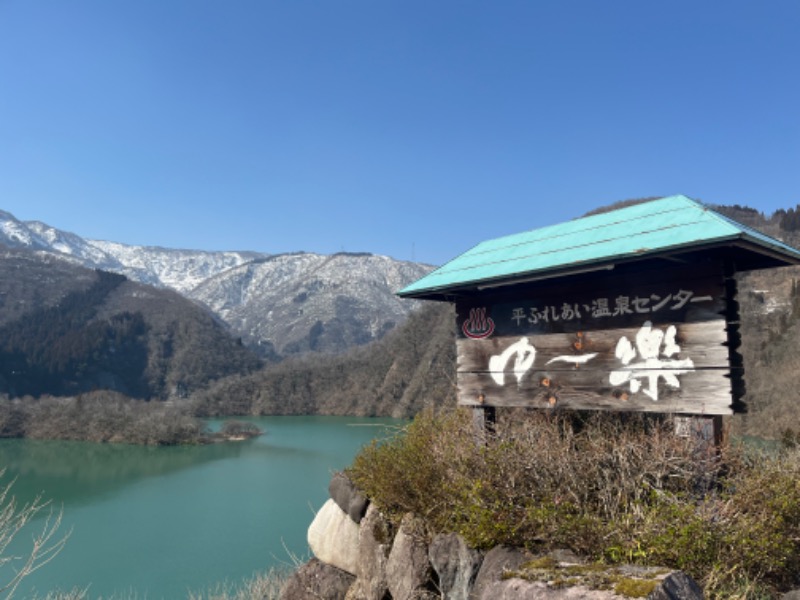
[398,195,800,417]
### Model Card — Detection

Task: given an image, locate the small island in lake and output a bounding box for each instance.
[207,420,263,443]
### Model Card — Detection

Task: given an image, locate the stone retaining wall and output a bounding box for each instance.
[279,472,704,600]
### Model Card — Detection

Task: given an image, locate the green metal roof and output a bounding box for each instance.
[398,195,800,299]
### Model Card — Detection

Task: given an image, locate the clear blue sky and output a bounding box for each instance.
[1,1,798,266]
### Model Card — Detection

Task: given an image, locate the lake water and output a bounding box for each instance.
[0,416,402,599]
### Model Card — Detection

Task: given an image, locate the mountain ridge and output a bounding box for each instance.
[0,209,433,357]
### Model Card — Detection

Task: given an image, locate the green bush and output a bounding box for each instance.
[349,409,478,528]
[348,409,800,599]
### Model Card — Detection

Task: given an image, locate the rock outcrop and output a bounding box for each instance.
[280,558,355,600]
[648,572,704,600]
[330,471,370,524]
[428,533,483,600]
[280,472,705,600]
[348,504,394,600]
[307,499,361,575]
[470,546,531,600]
[385,513,435,600]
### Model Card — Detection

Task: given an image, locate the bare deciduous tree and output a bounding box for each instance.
[0,473,69,599]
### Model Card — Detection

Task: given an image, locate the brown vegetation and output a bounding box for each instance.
[349,408,800,598]
[0,391,204,445]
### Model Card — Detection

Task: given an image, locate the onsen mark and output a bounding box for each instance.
[462,307,495,339]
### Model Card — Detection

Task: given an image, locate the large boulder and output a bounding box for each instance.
[386,513,435,600]
[346,504,395,600]
[279,558,355,600]
[429,532,484,600]
[470,545,531,600]
[307,498,361,575]
[329,471,370,524]
[648,571,704,599]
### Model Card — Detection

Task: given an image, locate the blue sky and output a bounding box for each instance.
[1,1,798,266]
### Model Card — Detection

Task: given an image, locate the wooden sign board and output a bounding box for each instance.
[456,263,739,415]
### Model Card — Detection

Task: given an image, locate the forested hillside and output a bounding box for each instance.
[191,301,457,418]
[0,244,456,435]
[0,247,261,400]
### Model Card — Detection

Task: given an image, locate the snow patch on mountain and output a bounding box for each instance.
[188,252,431,354]
[87,239,264,294]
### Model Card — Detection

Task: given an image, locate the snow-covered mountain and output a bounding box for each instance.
[188,252,430,355]
[84,239,265,293]
[0,209,433,356]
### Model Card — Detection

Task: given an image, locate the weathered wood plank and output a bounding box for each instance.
[457,319,729,373]
[458,368,733,414]
[472,406,496,445]
[456,318,732,413]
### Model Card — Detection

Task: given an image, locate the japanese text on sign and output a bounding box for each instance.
[511,290,713,326]
[487,321,696,402]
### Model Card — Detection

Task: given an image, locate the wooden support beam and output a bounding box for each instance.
[471,404,496,445]
[674,414,724,492]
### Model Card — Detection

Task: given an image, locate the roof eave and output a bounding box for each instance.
[730,236,800,268]
[398,233,800,300]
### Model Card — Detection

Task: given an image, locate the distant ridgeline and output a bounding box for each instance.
[0,209,432,361]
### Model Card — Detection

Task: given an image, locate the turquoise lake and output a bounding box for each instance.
[0,416,402,599]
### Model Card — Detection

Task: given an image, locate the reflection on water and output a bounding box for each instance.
[1,415,402,599]
[0,439,250,506]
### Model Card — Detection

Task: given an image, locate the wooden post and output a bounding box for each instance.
[472,403,496,445]
[674,414,723,492]
[674,415,723,452]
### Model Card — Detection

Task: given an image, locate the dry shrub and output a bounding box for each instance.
[187,566,292,600]
[349,408,479,525]
[348,408,800,599]
[349,409,706,547]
